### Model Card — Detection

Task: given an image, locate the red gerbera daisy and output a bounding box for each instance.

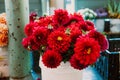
[53,9,69,26]
[47,31,71,53]
[88,30,109,52]
[24,22,38,36]
[42,50,62,68]
[70,54,88,70]
[74,36,100,65]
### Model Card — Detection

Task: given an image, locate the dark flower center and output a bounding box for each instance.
[49,57,55,65]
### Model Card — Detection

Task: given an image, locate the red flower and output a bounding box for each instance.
[37,78,40,80]
[22,36,39,50]
[65,13,84,27]
[42,50,62,68]
[85,20,95,31]
[22,37,29,49]
[70,54,88,70]
[88,30,109,51]
[53,9,69,26]
[78,21,87,31]
[47,31,71,53]
[79,20,94,32]
[33,27,48,46]
[67,25,82,43]
[30,12,37,22]
[24,22,38,36]
[56,26,66,32]
[69,13,84,23]
[38,16,53,27]
[22,9,109,70]
[74,36,100,65]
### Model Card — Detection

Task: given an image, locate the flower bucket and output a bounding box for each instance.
[39,57,83,80]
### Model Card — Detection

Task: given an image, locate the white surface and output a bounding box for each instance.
[94,19,104,32]
[39,58,83,80]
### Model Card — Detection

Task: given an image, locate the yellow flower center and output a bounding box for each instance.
[57,36,63,41]
[87,48,91,54]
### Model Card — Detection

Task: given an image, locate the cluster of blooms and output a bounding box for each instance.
[77,8,97,20]
[22,9,108,70]
[0,13,8,47]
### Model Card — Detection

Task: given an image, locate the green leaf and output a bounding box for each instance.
[81,29,86,34]
[65,28,71,35]
[107,0,120,13]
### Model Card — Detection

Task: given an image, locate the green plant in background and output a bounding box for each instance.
[107,0,120,18]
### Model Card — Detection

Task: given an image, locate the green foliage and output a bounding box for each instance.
[107,0,120,13]
[62,43,74,63]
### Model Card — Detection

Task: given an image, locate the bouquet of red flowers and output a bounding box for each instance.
[22,9,108,70]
